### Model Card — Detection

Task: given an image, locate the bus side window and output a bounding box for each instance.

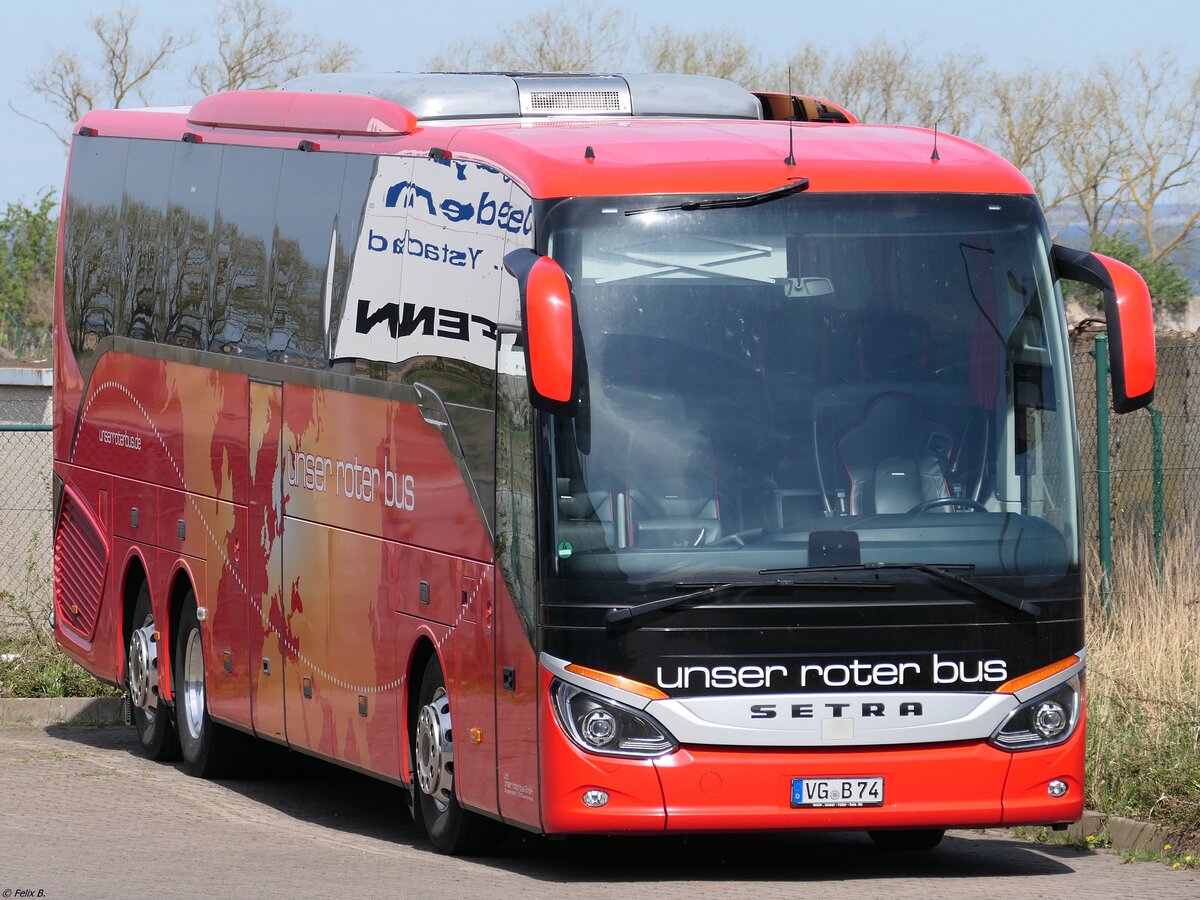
[211,146,283,358]
[269,151,347,365]
[328,155,375,361]
[164,141,222,349]
[64,137,130,365]
[119,139,172,344]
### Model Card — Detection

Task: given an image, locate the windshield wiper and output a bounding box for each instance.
[624,178,810,216]
[604,575,888,626]
[759,562,1041,618]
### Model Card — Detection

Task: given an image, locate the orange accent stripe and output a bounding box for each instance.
[995,655,1080,694]
[565,663,669,700]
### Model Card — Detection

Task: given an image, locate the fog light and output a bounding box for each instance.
[582,789,609,807]
[1033,701,1068,740]
[1047,779,1069,798]
[581,708,618,748]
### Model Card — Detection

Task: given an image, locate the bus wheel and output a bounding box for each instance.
[412,655,504,855]
[175,591,240,777]
[868,829,945,851]
[127,582,180,761]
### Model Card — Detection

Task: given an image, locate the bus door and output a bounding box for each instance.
[248,379,286,742]
[453,560,499,815]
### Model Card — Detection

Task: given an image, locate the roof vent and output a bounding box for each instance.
[514,76,632,116]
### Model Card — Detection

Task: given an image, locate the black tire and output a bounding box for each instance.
[175,591,243,778]
[127,582,180,761]
[868,829,946,851]
[412,655,505,855]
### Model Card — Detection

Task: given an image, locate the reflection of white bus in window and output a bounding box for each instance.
[53,72,1155,855]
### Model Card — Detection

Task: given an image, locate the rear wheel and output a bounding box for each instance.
[868,829,945,851]
[127,582,179,761]
[412,655,504,855]
[175,591,242,777]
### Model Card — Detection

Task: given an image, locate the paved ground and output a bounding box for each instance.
[1,724,1197,899]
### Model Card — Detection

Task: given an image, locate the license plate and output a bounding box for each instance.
[791,776,884,808]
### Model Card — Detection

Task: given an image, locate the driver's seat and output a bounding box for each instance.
[836,394,953,515]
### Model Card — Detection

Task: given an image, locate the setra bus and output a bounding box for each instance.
[52,72,1156,854]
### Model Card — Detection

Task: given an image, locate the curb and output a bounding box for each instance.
[0,696,125,726]
[1063,809,1185,855]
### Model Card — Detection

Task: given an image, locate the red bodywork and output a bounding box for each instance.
[53,92,1078,838]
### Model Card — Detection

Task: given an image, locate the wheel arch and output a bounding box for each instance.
[165,561,200,703]
[120,550,151,667]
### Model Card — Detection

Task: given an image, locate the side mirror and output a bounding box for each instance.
[1052,245,1156,413]
[503,249,579,415]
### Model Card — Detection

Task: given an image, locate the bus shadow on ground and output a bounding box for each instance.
[50,724,1078,883]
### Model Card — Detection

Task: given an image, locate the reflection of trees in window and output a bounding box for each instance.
[210,145,281,358]
[121,199,167,341]
[211,222,268,355]
[163,203,214,348]
[270,152,346,365]
[64,199,121,356]
[63,139,130,361]
[268,234,321,361]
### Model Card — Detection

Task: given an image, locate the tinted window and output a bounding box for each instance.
[118,139,174,341]
[270,151,347,364]
[330,155,374,353]
[63,137,130,360]
[164,142,221,348]
[211,146,282,357]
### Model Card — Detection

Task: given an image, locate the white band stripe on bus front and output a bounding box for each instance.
[81,379,476,695]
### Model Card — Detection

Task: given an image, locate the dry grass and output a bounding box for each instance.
[1084,517,1200,836]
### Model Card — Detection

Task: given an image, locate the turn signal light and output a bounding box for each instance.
[995,655,1080,694]
[564,663,668,700]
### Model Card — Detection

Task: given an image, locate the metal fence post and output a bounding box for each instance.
[1149,403,1163,578]
[1093,333,1114,612]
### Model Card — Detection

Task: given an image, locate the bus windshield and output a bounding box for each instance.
[541,192,1078,604]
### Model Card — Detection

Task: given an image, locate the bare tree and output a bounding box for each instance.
[639,26,771,87]
[818,40,922,125]
[977,68,1071,213]
[1107,52,1200,262]
[912,51,985,138]
[1051,69,1130,240]
[190,0,356,94]
[19,5,189,145]
[425,4,633,72]
[18,1,356,146]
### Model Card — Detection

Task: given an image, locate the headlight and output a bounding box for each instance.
[989,674,1082,750]
[551,679,677,757]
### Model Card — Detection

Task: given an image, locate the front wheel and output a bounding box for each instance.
[868,829,945,851]
[175,592,243,777]
[127,582,179,761]
[411,655,504,855]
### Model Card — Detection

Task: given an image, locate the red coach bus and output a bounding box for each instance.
[52,72,1155,854]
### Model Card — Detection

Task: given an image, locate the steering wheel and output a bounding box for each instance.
[907,498,989,514]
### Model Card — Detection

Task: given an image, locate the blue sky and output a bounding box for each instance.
[3,0,1199,205]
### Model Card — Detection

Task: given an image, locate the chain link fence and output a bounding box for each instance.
[0,385,53,638]
[1072,331,1200,602]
